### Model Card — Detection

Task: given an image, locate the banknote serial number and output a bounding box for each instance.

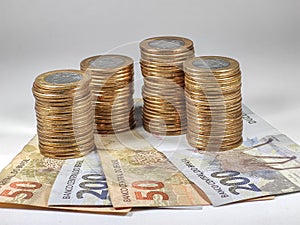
[76,173,109,200]
[211,171,261,195]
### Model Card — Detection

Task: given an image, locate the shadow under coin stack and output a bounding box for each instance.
[32,70,95,159]
[183,56,243,151]
[80,55,135,134]
[140,36,195,135]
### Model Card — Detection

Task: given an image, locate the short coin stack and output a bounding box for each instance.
[80,55,135,134]
[183,56,243,151]
[32,70,95,159]
[140,36,194,135]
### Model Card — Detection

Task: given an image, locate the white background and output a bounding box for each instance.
[0,0,299,224]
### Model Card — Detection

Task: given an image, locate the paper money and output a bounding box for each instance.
[138,105,300,206]
[137,105,280,153]
[0,202,129,215]
[163,134,300,206]
[95,131,207,208]
[48,151,111,206]
[0,136,129,214]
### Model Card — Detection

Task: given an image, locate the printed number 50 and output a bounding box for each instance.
[132,181,169,200]
[0,181,42,200]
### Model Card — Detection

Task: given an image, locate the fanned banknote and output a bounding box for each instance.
[0,136,129,214]
[138,105,300,206]
[0,202,128,215]
[95,131,208,208]
[48,151,111,206]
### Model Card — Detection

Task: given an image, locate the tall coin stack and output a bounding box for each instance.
[32,70,95,159]
[140,36,194,135]
[183,56,243,151]
[80,55,135,134]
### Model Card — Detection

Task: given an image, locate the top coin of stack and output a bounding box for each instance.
[140,36,195,135]
[80,55,136,134]
[183,56,243,151]
[32,70,95,159]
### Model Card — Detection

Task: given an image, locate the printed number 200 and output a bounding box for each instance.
[132,181,169,200]
[211,171,261,195]
[76,174,108,200]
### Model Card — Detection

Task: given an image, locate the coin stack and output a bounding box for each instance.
[32,70,95,159]
[140,36,194,135]
[80,54,135,134]
[183,56,243,151]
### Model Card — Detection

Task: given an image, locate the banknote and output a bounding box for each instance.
[137,105,300,206]
[164,134,300,206]
[0,136,130,214]
[137,105,281,153]
[0,202,129,215]
[48,151,111,206]
[95,131,208,208]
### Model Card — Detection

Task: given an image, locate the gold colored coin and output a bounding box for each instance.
[80,54,136,134]
[140,36,194,135]
[32,69,95,159]
[184,56,243,151]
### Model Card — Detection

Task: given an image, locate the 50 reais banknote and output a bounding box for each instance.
[95,131,207,208]
[0,136,129,214]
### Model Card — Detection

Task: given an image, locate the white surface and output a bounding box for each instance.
[0,0,299,224]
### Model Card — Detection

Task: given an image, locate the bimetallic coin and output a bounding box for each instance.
[184,56,240,74]
[80,54,136,134]
[140,36,194,135]
[34,70,91,90]
[140,36,193,54]
[32,69,95,159]
[81,54,133,71]
[184,56,243,151]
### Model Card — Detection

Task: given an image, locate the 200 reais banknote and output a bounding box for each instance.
[138,105,300,206]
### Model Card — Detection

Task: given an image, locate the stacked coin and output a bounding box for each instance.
[140,36,194,135]
[183,56,243,151]
[80,54,135,134]
[32,70,95,159]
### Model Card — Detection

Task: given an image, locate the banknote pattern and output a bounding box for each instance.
[0,136,129,214]
[48,151,111,206]
[0,136,61,207]
[138,105,300,205]
[1,104,299,209]
[95,131,207,207]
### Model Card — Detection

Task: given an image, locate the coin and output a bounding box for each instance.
[32,70,95,159]
[139,36,194,135]
[80,54,136,134]
[140,36,193,54]
[183,56,243,151]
